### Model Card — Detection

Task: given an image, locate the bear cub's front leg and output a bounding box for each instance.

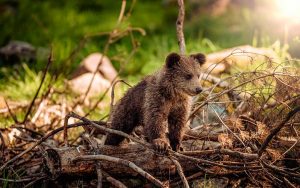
[168,107,188,152]
[152,138,171,153]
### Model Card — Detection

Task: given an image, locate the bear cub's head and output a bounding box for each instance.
[165,52,206,96]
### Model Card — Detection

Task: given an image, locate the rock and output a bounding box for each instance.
[0,40,36,65]
[68,53,118,102]
[71,53,117,82]
[68,72,111,97]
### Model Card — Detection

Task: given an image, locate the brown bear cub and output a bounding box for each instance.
[105,52,206,152]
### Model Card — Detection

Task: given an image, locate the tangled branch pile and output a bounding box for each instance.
[1,51,300,187]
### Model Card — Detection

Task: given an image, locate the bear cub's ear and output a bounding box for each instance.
[190,53,206,65]
[166,52,181,69]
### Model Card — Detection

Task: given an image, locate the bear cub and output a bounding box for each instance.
[105,52,206,152]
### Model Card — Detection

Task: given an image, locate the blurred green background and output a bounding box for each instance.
[1,0,299,76]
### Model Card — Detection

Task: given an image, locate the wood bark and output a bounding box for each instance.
[44,141,216,178]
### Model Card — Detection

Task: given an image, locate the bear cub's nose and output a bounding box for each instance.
[195,87,202,94]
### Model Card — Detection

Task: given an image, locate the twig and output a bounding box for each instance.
[261,160,300,178]
[103,170,127,188]
[181,149,258,160]
[23,176,45,188]
[106,176,127,188]
[4,98,18,123]
[0,121,102,171]
[283,177,297,188]
[96,162,103,188]
[110,80,132,114]
[66,112,151,148]
[258,106,300,157]
[73,155,167,188]
[0,177,34,182]
[189,72,293,120]
[79,52,107,105]
[282,125,299,156]
[63,113,72,146]
[22,48,53,124]
[170,171,203,187]
[0,103,28,114]
[201,73,230,88]
[172,152,257,170]
[31,97,47,123]
[176,0,186,54]
[211,106,246,147]
[171,158,189,188]
[117,0,126,24]
[10,126,43,137]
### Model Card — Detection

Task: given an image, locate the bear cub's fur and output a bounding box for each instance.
[105,52,206,151]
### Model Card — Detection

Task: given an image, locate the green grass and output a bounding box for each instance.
[0,0,256,73]
[0,64,50,101]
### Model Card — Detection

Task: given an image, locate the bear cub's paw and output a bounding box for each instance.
[152,138,171,153]
[171,143,184,152]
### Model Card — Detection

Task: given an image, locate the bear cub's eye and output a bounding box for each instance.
[185,74,193,80]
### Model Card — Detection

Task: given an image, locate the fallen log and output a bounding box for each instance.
[44,140,260,179]
[45,144,183,178]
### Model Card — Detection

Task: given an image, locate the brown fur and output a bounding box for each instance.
[105,52,206,151]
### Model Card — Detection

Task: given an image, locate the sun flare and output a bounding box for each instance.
[276,0,300,22]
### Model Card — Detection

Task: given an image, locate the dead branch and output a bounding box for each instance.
[283,177,297,188]
[189,72,293,120]
[104,171,128,188]
[110,80,132,115]
[170,171,203,187]
[96,162,103,188]
[66,112,151,148]
[0,177,36,182]
[258,106,300,157]
[117,0,127,24]
[4,98,18,123]
[0,121,102,171]
[22,48,53,124]
[176,0,186,54]
[73,155,166,188]
[181,149,258,160]
[211,107,246,146]
[171,158,189,188]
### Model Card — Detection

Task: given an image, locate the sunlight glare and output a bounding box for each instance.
[276,0,300,22]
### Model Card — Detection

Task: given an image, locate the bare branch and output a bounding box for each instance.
[176,0,186,54]
[258,106,300,157]
[22,47,53,124]
[171,158,189,188]
[73,155,167,188]
[4,98,18,123]
[96,162,103,188]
